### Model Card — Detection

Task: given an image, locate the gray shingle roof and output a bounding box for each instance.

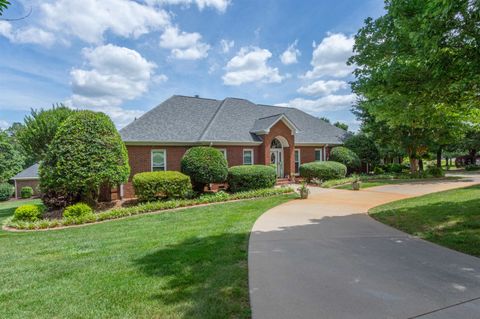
[120,95,348,145]
[11,163,39,180]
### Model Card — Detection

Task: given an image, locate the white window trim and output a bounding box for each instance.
[151,149,167,171]
[315,148,323,161]
[243,148,254,165]
[218,148,227,160]
[294,149,301,175]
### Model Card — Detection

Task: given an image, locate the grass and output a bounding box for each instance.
[369,185,480,257]
[0,194,295,318]
[333,176,461,190]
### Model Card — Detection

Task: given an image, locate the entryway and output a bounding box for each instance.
[270,138,284,178]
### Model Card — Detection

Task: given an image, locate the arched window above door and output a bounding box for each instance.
[270,138,282,149]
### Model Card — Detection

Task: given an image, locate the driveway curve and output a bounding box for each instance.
[249,174,480,319]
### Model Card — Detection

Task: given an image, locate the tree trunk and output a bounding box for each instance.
[419,159,424,171]
[409,157,418,173]
[436,147,442,168]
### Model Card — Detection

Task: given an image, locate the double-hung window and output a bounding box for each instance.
[294,149,301,174]
[243,149,253,165]
[315,148,323,161]
[151,150,166,171]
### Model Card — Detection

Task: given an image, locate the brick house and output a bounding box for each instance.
[119,95,348,198]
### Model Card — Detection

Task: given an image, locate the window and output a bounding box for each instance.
[243,149,253,165]
[315,148,323,161]
[218,149,227,160]
[294,149,301,174]
[151,150,166,171]
[270,138,282,149]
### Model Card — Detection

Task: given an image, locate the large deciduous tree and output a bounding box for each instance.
[349,0,479,172]
[18,104,75,163]
[0,131,24,182]
[40,111,130,208]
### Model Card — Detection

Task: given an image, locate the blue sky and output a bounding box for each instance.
[0,0,384,130]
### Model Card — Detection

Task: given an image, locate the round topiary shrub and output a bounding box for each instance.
[227,165,276,192]
[329,147,361,172]
[299,161,347,182]
[133,171,192,202]
[20,186,34,199]
[40,110,130,208]
[63,203,93,219]
[181,147,228,192]
[0,183,13,201]
[14,204,43,221]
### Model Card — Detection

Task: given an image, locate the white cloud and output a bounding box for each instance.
[0,21,55,46]
[223,47,284,86]
[160,26,210,60]
[33,0,169,44]
[146,0,230,12]
[69,44,160,127]
[297,80,348,96]
[277,94,356,115]
[304,33,355,79]
[280,40,300,65]
[0,120,9,130]
[220,39,234,53]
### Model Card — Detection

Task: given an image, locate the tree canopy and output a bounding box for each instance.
[0,0,10,15]
[0,131,24,182]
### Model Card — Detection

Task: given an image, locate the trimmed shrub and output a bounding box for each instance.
[20,186,33,199]
[0,183,13,201]
[40,110,130,208]
[14,204,43,221]
[181,147,228,192]
[299,161,347,182]
[133,171,192,202]
[373,166,385,175]
[63,203,93,219]
[329,147,361,171]
[425,166,445,177]
[227,165,276,192]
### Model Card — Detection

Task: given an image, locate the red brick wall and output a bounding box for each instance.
[15,179,40,199]
[295,146,330,165]
[123,144,262,198]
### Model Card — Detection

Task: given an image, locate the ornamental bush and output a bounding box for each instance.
[329,147,361,172]
[425,166,445,177]
[0,183,13,201]
[181,147,228,192]
[133,171,192,202]
[299,161,347,182]
[21,186,33,199]
[39,111,130,208]
[63,203,93,219]
[384,163,405,173]
[227,165,276,192]
[14,204,43,221]
[465,164,480,171]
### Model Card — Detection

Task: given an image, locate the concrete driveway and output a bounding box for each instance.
[249,174,480,319]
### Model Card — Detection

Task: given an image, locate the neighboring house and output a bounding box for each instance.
[11,163,40,199]
[119,95,348,198]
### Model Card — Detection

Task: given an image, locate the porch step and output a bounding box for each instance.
[275,178,291,186]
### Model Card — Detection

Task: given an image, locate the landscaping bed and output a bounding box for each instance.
[4,187,294,231]
[369,185,480,257]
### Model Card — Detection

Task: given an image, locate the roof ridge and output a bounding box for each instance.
[256,113,285,120]
[198,98,227,141]
[173,94,219,101]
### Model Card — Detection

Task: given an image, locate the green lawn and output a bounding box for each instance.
[0,194,295,318]
[369,185,480,257]
[0,198,42,222]
[334,176,461,190]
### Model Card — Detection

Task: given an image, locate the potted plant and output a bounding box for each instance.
[352,174,361,191]
[297,182,310,199]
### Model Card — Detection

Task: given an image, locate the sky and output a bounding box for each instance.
[0,0,385,131]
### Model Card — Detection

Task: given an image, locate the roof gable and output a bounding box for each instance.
[250,114,299,135]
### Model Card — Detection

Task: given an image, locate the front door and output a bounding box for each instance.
[270,149,284,178]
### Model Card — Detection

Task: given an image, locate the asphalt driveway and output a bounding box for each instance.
[249,174,480,319]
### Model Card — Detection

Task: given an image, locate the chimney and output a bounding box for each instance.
[194,94,199,98]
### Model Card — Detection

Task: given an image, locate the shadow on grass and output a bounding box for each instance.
[135,232,252,319]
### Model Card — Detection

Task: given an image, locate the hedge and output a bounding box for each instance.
[0,183,13,201]
[20,186,33,199]
[227,165,276,192]
[4,187,295,230]
[133,171,192,202]
[299,161,347,182]
[181,147,228,191]
[329,147,361,171]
